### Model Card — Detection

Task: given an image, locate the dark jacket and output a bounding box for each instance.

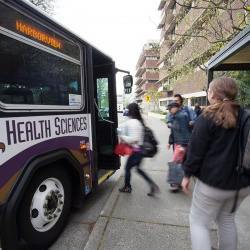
[169,110,191,145]
[183,114,250,190]
[194,106,202,117]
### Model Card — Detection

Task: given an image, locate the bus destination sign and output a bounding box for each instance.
[16,20,62,49]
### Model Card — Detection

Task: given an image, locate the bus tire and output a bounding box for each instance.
[18,167,72,249]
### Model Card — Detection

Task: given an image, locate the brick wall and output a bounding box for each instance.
[158,0,249,98]
[172,69,207,95]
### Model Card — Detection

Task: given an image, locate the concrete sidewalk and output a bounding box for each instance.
[84,169,250,250]
[84,116,250,250]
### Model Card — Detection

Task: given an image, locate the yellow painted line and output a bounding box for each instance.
[98,170,115,185]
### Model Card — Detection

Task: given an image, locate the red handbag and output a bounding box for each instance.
[114,143,133,156]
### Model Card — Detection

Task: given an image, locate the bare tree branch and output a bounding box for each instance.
[28,0,55,14]
[171,0,249,45]
[174,31,231,44]
[174,0,248,11]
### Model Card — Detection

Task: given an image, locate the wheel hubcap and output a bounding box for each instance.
[30,177,65,232]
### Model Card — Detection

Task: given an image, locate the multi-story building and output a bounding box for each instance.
[157,0,249,110]
[134,42,160,110]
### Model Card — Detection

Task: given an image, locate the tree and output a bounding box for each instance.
[215,70,250,107]
[146,87,162,111]
[162,0,250,83]
[28,0,55,14]
[173,0,250,44]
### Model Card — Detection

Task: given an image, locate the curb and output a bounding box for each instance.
[84,177,122,250]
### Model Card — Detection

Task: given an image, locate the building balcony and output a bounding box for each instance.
[135,67,144,77]
[158,0,166,11]
[160,39,174,57]
[160,28,167,41]
[142,82,156,91]
[142,71,159,81]
[175,8,206,37]
[139,78,146,87]
[166,19,176,35]
[165,11,174,23]
[135,77,143,86]
[135,89,145,98]
[159,68,170,80]
[143,60,159,68]
[162,9,208,61]
[158,11,166,29]
[164,0,176,13]
[161,19,176,42]
[136,49,160,68]
[145,50,160,57]
[135,86,143,94]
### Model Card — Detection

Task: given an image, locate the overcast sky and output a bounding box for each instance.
[54,0,160,94]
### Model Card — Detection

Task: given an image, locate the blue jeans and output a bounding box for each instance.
[125,152,154,188]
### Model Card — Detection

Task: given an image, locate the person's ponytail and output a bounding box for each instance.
[203,100,239,128]
[127,103,145,126]
[203,77,240,129]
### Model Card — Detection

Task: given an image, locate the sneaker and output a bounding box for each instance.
[169,183,180,192]
[147,184,160,196]
[119,186,132,193]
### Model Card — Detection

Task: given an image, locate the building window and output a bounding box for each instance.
[191,96,207,106]
[167,91,173,97]
[160,99,174,107]
[148,80,158,84]
[146,56,159,60]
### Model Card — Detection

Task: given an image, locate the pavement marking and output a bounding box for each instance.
[97,189,121,250]
[99,215,191,229]
[98,170,116,185]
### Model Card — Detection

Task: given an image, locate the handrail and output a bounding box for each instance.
[94,99,114,124]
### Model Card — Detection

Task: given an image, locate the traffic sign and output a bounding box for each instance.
[145,95,151,103]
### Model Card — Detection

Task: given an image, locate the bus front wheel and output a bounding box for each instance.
[18,167,72,248]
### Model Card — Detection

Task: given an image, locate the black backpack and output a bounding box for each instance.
[142,126,158,158]
[231,108,250,213]
[237,108,250,175]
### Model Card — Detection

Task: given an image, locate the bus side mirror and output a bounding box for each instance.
[123,75,133,94]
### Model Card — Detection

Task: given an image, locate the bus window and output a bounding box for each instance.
[0,33,82,107]
[96,78,110,118]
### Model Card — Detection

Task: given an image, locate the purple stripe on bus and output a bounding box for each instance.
[0,136,90,188]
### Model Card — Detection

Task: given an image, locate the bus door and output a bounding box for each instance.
[93,63,120,170]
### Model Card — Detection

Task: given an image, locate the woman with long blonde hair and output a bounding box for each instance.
[181,77,250,250]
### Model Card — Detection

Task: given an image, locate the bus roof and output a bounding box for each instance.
[12,0,114,62]
[208,25,250,71]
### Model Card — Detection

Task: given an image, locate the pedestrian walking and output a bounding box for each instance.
[167,94,196,129]
[167,102,191,191]
[118,103,159,196]
[181,77,250,250]
[194,103,202,117]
